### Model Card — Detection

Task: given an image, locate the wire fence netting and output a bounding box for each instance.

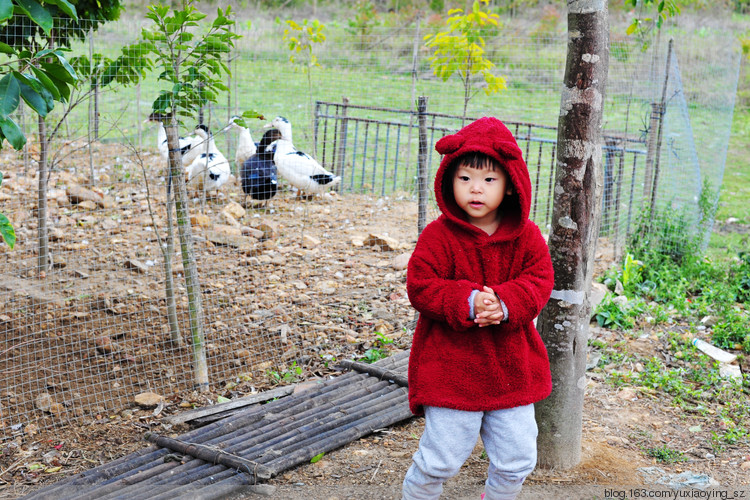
[0,10,741,439]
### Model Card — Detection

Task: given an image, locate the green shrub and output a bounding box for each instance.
[646,445,688,463]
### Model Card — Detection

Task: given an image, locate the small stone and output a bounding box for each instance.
[77,200,98,210]
[700,315,718,327]
[221,211,240,227]
[49,402,65,415]
[124,258,148,274]
[616,387,637,400]
[213,224,243,237]
[134,392,164,408]
[612,295,628,306]
[589,282,608,310]
[66,184,114,208]
[303,234,321,248]
[95,336,115,354]
[35,393,53,412]
[242,226,265,239]
[256,221,278,240]
[222,201,246,220]
[48,227,65,241]
[392,252,411,270]
[190,213,211,227]
[740,461,750,470]
[364,233,399,251]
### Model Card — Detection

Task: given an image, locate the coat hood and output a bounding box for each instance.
[434,117,532,240]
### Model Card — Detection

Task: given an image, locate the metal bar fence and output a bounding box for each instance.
[313,98,649,245]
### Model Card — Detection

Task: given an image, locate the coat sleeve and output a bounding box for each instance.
[406,222,479,332]
[492,225,554,328]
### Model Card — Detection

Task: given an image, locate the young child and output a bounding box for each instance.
[402,117,554,500]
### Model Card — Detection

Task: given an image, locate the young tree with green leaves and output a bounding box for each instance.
[135,0,260,391]
[423,0,506,123]
[625,0,680,48]
[282,17,325,154]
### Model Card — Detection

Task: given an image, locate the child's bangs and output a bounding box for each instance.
[456,152,501,171]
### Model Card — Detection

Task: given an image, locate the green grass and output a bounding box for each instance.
[718,103,750,225]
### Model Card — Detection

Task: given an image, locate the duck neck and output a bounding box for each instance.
[157,123,167,146]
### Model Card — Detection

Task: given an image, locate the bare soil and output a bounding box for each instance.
[0,144,749,499]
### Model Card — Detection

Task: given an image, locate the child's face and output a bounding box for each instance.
[453,163,512,229]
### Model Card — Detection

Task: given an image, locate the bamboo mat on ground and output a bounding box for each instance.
[22,350,412,500]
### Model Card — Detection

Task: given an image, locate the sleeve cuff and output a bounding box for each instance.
[468,289,479,319]
[499,298,509,322]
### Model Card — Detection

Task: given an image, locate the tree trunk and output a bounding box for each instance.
[535,0,609,469]
[165,120,209,391]
[37,115,50,275]
[163,176,183,347]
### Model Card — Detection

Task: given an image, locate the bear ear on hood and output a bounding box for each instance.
[435,134,465,155]
[493,140,523,161]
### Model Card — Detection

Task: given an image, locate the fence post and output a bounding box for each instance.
[642,38,672,212]
[417,96,429,235]
[649,39,673,215]
[335,97,349,190]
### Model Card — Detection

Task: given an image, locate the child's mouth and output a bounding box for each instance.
[469,201,484,208]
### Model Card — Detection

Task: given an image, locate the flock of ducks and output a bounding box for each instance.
[147,113,341,206]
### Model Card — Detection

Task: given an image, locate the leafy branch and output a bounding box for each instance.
[424,0,506,122]
[625,0,681,49]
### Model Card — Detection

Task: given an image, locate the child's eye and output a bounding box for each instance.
[485,177,496,183]
[458,176,470,181]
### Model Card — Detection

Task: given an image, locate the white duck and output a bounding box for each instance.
[181,124,211,168]
[266,116,341,196]
[146,112,202,163]
[227,115,258,169]
[185,125,231,194]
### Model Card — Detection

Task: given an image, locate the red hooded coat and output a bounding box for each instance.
[406,117,554,415]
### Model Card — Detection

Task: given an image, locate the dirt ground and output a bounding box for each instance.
[1,144,749,499]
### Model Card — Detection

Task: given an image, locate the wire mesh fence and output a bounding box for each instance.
[0,9,741,440]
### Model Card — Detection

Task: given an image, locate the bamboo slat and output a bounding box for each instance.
[144,432,273,481]
[164,384,296,425]
[337,359,409,386]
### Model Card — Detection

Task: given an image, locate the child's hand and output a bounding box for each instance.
[474,286,504,327]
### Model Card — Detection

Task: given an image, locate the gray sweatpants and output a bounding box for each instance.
[402,404,538,500]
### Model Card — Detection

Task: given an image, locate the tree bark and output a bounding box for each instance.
[535,0,609,469]
[163,176,183,347]
[165,120,209,391]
